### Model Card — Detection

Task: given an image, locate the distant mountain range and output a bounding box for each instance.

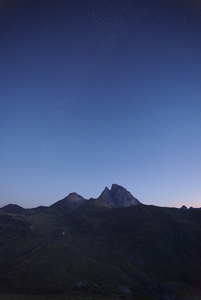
[2,184,141,212]
[0,184,201,300]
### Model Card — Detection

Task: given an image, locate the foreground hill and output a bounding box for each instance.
[0,185,201,300]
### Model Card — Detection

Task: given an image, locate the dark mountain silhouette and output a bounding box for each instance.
[47,184,140,212]
[99,184,141,207]
[1,203,25,213]
[0,184,201,300]
[49,192,87,211]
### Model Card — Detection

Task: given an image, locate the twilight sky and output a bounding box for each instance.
[1,0,201,209]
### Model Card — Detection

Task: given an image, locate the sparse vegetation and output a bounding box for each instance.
[1,189,201,299]
[0,294,155,300]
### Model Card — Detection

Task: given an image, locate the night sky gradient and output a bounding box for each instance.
[1,0,201,208]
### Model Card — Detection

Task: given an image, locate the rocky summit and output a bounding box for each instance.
[0,185,201,300]
[100,184,141,207]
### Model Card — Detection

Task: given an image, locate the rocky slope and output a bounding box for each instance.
[99,184,140,207]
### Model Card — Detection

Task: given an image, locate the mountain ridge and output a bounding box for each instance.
[1,184,141,211]
[0,184,201,299]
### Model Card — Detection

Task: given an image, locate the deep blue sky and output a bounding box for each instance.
[1,0,201,208]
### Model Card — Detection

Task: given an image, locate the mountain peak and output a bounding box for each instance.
[100,187,111,202]
[1,204,25,213]
[100,184,140,207]
[111,183,120,189]
[49,192,86,211]
[67,192,85,202]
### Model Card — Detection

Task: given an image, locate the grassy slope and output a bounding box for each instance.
[0,203,201,299]
[0,295,155,300]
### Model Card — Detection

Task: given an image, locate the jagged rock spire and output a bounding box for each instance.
[100,184,140,207]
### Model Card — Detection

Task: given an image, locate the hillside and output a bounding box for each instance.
[0,185,201,300]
